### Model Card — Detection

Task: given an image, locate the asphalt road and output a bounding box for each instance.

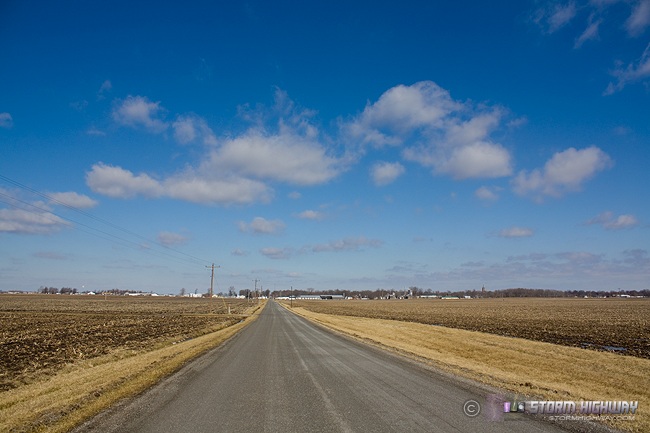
[73,300,601,433]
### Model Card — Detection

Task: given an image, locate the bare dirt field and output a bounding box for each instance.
[292,297,650,359]
[0,294,256,391]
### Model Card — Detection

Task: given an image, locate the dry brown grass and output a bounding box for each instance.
[0,295,264,433]
[284,301,650,433]
[291,298,650,358]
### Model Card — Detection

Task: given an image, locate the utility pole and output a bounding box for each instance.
[253,279,259,300]
[206,264,220,297]
[290,285,293,308]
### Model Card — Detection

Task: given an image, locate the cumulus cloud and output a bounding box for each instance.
[156,231,188,246]
[238,217,285,234]
[586,211,639,229]
[0,207,69,234]
[112,95,168,133]
[164,174,272,205]
[206,129,341,186]
[498,226,534,238]
[86,163,271,205]
[475,186,501,201]
[172,114,217,146]
[297,210,324,220]
[86,163,163,198]
[49,191,98,209]
[370,161,405,186]
[0,112,13,129]
[512,146,613,200]
[91,90,345,205]
[346,81,512,180]
[344,81,460,147]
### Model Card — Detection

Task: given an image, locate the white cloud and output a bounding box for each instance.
[86,127,106,136]
[586,211,639,229]
[0,208,69,234]
[112,95,168,133]
[626,0,650,36]
[574,16,602,48]
[49,191,98,209]
[260,247,293,260]
[231,248,249,256]
[436,140,512,179]
[166,173,272,205]
[86,163,271,205]
[532,2,577,33]
[532,0,650,92]
[370,161,405,186]
[549,2,578,31]
[239,217,285,234]
[97,80,112,99]
[345,81,460,147]
[310,237,383,253]
[346,81,512,180]
[157,231,188,246]
[297,210,324,220]
[0,112,13,129]
[207,129,341,186]
[475,186,500,201]
[86,163,163,198]
[172,114,217,146]
[604,43,650,94]
[512,146,613,200]
[498,226,534,238]
[425,248,649,290]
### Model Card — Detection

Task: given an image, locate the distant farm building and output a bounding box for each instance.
[297,294,346,300]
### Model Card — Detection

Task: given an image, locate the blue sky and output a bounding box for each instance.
[1,0,649,294]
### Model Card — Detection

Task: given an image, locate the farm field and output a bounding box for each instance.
[292,297,650,359]
[0,294,257,391]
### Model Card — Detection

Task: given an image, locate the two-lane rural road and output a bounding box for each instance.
[74,300,581,433]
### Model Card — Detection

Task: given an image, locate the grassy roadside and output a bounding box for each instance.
[284,304,649,433]
[0,301,265,433]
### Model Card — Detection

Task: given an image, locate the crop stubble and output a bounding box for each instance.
[293,298,650,359]
[0,294,254,391]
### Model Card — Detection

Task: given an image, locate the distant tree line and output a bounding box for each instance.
[30,286,648,298]
[39,286,77,294]
[37,287,149,295]
[270,287,649,299]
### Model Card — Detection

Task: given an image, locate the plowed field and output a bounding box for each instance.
[293,297,650,359]
[0,294,255,391]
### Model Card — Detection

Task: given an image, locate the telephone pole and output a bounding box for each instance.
[252,279,259,299]
[206,264,220,297]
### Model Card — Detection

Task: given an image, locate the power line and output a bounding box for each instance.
[0,189,210,268]
[0,174,211,266]
[0,192,209,268]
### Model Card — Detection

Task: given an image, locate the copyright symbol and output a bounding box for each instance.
[463,399,481,417]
